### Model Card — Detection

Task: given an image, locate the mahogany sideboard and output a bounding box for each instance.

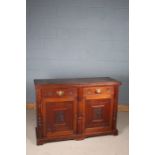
[34,77,121,145]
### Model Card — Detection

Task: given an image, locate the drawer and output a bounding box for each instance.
[41,87,77,98]
[83,86,114,97]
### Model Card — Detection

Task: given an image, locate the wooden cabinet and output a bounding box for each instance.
[34,77,121,145]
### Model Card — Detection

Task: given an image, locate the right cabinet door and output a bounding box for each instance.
[83,86,115,136]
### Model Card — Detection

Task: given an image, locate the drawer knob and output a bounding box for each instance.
[95,88,102,94]
[56,90,64,96]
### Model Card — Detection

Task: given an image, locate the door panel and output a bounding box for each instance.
[84,97,114,135]
[85,99,112,128]
[42,99,77,138]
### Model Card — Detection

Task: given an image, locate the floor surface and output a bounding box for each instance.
[26,110,129,155]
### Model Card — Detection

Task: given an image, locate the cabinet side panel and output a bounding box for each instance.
[112,85,119,132]
[35,85,44,138]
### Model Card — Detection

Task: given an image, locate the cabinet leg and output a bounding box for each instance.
[75,135,85,141]
[75,137,85,141]
[37,139,44,145]
[113,129,118,136]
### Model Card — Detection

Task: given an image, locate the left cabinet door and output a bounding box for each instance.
[41,87,78,139]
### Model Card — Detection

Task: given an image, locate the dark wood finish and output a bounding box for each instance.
[34,77,121,145]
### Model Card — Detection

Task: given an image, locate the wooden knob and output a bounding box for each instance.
[95,88,102,94]
[56,90,64,96]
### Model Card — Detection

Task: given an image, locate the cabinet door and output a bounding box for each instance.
[42,98,77,138]
[83,86,114,136]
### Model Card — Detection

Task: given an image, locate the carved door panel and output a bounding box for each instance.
[42,98,77,138]
[83,86,114,135]
[84,98,114,135]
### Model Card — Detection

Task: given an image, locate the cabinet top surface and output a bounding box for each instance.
[34,77,121,85]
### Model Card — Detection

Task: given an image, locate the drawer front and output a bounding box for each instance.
[41,87,77,98]
[83,86,114,98]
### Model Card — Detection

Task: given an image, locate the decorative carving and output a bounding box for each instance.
[36,88,43,137]
[55,111,64,123]
[94,108,102,119]
[85,99,112,128]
